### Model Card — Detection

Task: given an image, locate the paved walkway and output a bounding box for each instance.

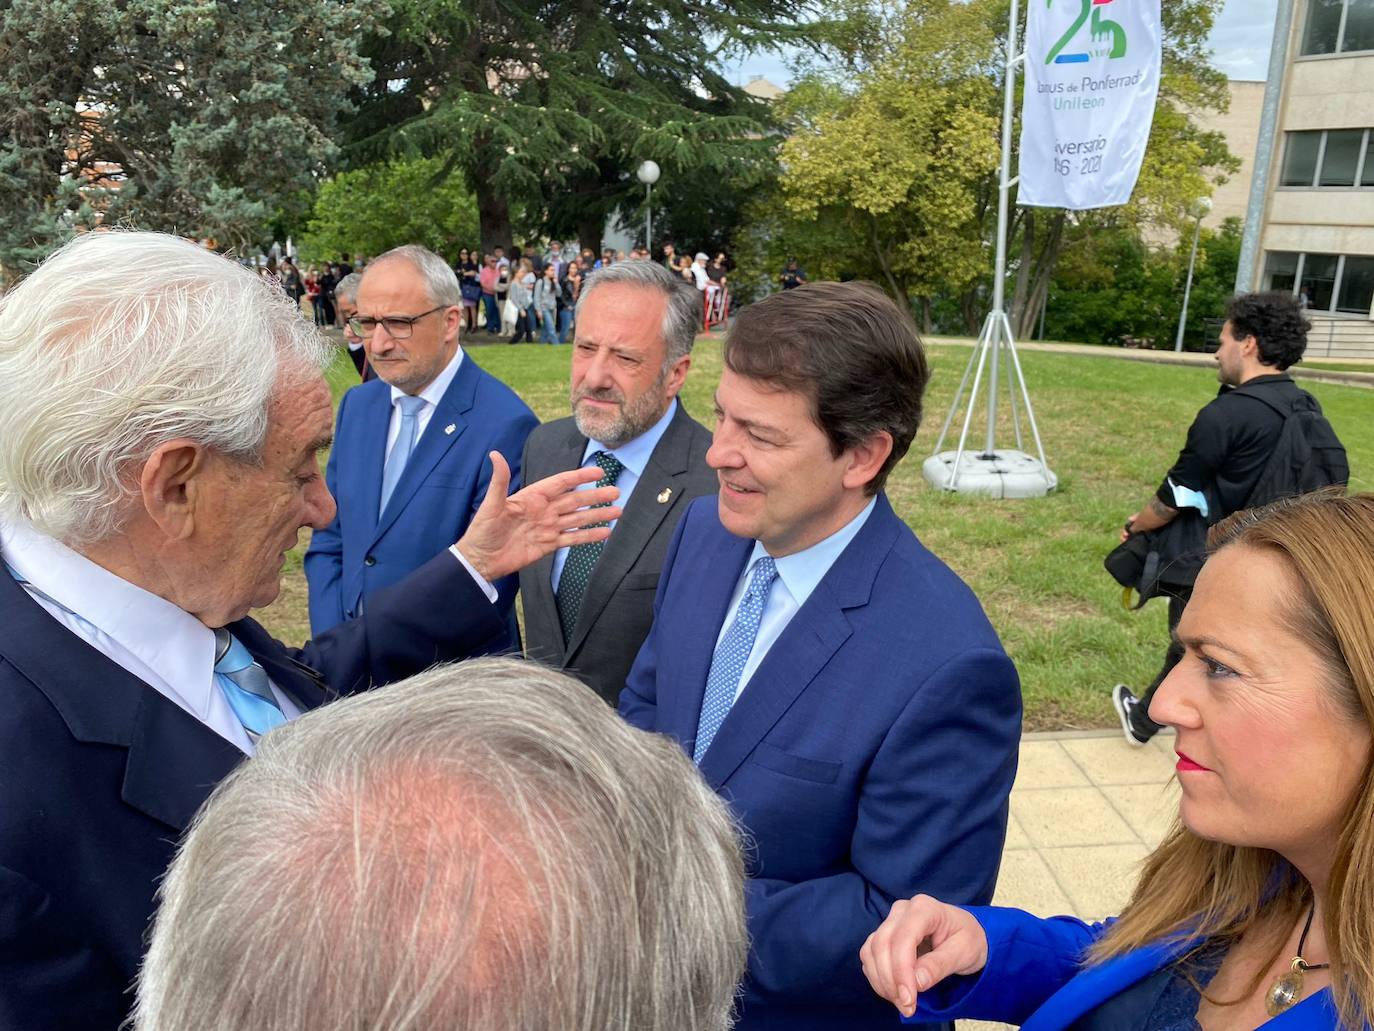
[998,729,1178,919]
[924,335,1374,390]
[960,728,1178,1030]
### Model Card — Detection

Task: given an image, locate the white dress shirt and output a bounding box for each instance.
[0,518,303,756]
[384,345,464,454]
[716,497,877,701]
[550,398,679,592]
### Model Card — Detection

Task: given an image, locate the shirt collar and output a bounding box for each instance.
[389,345,464,410]
[581,398,679,479]
[746,496,878,609]
[0,516,219,719]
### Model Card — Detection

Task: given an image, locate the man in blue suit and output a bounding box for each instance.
[305,244,538,639]
[0,232,620,1030]
[620,281,1022,1030]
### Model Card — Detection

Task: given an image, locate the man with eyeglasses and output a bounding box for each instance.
[304,245,538,642]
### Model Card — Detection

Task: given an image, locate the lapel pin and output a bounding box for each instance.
[444,423,456,435]
[657,487,673,504]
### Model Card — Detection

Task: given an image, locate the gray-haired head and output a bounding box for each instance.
[368,244,461,307]
[0,231,331,547]
[576,257,699,366]
[134,657,748,1031]
[334,271,364,305]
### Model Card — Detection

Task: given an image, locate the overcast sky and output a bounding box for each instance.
[734,0,1279,86]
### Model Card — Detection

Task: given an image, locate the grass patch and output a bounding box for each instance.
[260,337,1374,731]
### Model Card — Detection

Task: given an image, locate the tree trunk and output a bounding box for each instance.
[475,175,514,254]
[868,214,905,306]
[1015,210,1066,338]
[918,296,932,335]
[1010,209,1035,330]
[576,215,602,257]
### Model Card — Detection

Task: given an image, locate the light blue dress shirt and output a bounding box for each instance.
[550,398,679,591]
[715,496,877,702]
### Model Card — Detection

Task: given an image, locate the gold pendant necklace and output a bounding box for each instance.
[1264,901,1330,1017]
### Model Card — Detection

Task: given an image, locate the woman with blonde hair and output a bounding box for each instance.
[863,491,1374,1030]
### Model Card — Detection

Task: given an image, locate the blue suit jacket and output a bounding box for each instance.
[0,552,508,1030]
[910,906,1350,1030]
[304,352,538,638]
[619,494,1022,1031]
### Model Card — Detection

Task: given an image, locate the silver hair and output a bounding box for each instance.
[334,271,364,304]
[134,658,748,1031]
[576,258,699,365]
[0,231,332,547]
[369,244,462,307]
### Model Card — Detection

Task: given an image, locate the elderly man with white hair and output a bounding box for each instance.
[0,232,619,1030]
[133,657,749,1031]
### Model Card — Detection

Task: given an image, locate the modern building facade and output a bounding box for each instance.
[1251,0,1374,358]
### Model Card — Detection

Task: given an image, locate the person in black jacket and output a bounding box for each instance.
[1111,291,1348,744]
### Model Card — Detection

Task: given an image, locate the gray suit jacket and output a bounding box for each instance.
[519,402,717,704]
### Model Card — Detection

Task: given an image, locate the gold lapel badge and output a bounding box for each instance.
[657,487,673,504]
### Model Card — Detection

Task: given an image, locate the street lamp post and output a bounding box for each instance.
[637,161,660,255]
[1174,196,1214,353]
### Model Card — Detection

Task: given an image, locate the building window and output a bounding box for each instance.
[1337,256,1374,314]
[1301,0,1374,55]
[1279,128,1372,188]
[1263,251,1374,316]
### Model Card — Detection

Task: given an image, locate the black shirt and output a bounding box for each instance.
[1156,374,1312,521]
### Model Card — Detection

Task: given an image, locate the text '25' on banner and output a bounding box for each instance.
[1019,0,1161,210]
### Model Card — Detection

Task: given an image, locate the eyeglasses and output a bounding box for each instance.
[347,305,445,339]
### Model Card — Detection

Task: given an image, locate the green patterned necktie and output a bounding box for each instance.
[555,450,624,644]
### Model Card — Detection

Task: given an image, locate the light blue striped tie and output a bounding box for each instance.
[213,629,287,738]
[694,556,778,764]
[379,395,426,514]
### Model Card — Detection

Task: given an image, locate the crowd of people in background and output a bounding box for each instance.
[252,241,735,345]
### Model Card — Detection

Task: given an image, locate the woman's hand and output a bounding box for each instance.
[860,895,989,1019]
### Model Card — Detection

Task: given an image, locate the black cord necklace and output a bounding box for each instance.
[1264,901,1331,1017]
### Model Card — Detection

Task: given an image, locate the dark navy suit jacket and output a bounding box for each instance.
[619,494,1022,1030]
[909,906,1349,1029]
[0,552,508,1030]
[304,352,537,638]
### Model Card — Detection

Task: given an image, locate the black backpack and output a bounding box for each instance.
[1230,384,1350,509]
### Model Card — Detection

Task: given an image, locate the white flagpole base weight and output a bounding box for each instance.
[922,449,1057,499]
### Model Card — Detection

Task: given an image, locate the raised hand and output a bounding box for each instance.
[859,895,989,1018]
[456,452,622,582]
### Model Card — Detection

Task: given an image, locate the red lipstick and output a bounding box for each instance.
[1176,750,1211,773]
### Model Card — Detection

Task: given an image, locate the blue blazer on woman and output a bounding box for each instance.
[906,906,1348,1030]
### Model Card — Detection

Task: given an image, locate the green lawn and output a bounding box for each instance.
[260,338,1374,731]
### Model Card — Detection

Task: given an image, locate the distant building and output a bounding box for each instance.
[1249,0,1374,358]
[1193,80,1265,230]
[742,76,785,102]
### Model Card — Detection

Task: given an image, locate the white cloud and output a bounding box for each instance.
[1208,0,1279,81]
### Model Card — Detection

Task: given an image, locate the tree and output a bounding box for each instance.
[301,157,480,263]
[341,0,828,253]
[0,0,381,279]
[741,0,1237,337]
[768,0,1003,327]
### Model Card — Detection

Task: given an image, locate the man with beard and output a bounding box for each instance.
[519,260,716,704]
[1110,291,1348,745]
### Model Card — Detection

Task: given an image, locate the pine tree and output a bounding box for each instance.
[0,0,382,279]
[343,0,826,252]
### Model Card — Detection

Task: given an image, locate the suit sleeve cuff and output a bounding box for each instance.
[449,544,499,603]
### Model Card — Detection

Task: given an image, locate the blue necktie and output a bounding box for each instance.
[213,629,287,738]
[694,556,778,764]
[379,395,426,514]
